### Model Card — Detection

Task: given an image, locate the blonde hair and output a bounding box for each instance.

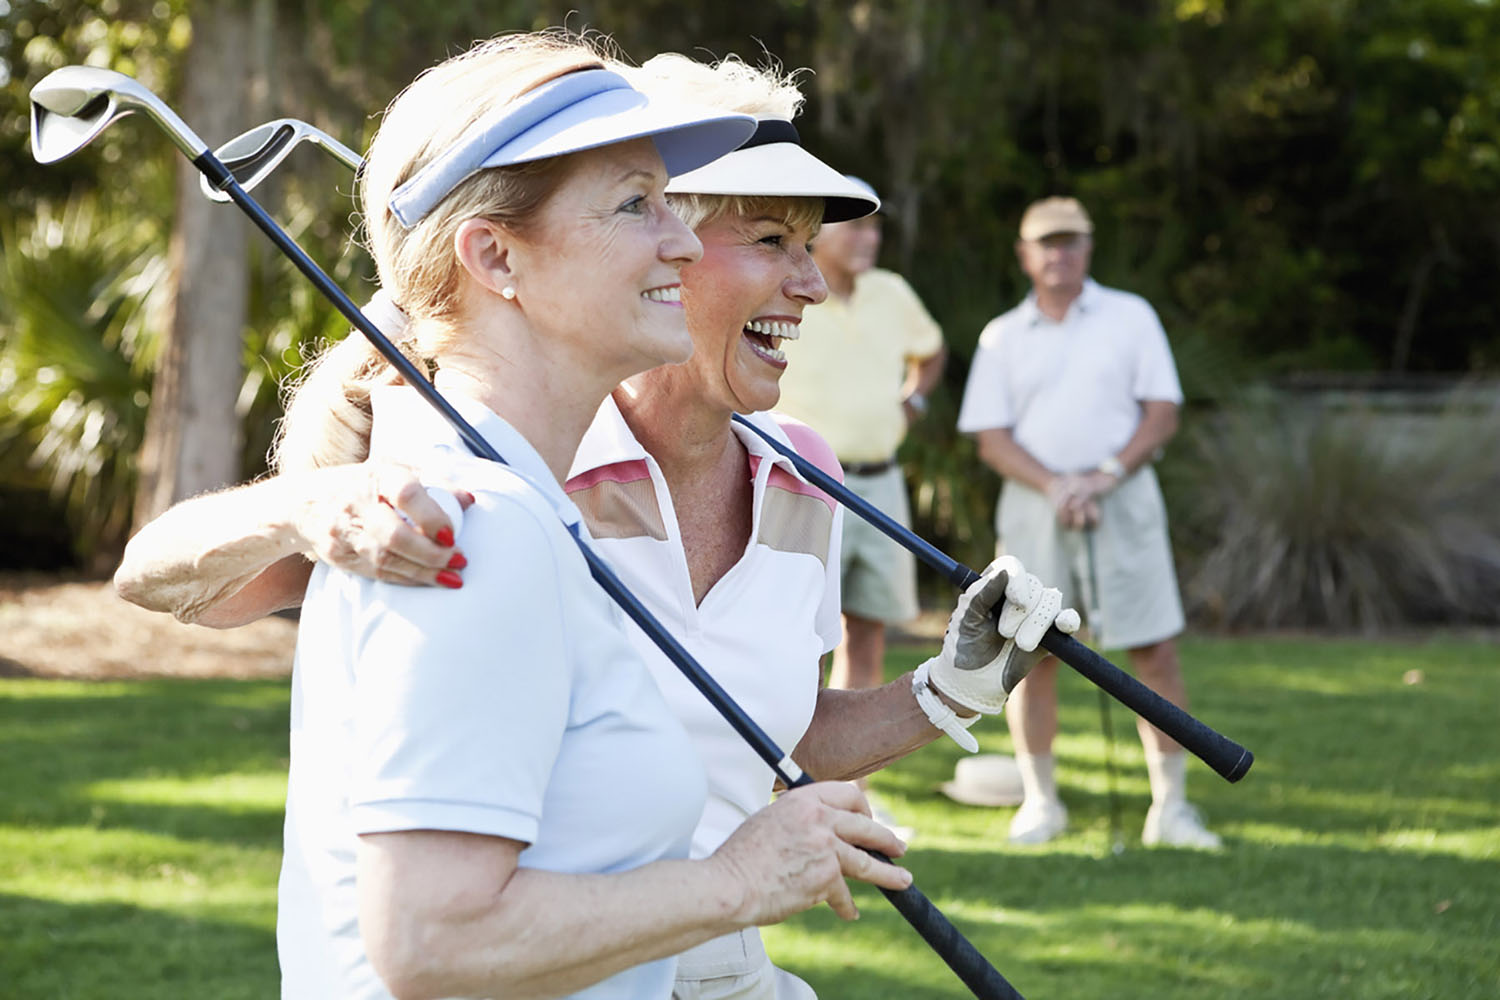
[273,31,610,474]
[622,54,821,234]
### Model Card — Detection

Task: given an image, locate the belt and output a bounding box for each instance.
[840,458,896,476]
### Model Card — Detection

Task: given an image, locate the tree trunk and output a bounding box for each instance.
[132,0,250,531]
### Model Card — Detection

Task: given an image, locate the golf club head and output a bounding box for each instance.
[30,65,207,165]
[200,118,363,203]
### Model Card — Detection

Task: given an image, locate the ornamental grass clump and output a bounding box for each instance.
[1171,388,1500,631]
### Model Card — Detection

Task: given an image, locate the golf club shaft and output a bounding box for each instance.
[1083,530,1124,852]
[732,416,1254,784]
[191,154,1024,1000]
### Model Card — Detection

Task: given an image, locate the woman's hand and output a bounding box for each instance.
[294,462,474,588]
[924,555,1081,715]
[706,781,912,925]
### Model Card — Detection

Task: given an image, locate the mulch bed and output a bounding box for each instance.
[0,571,296,680]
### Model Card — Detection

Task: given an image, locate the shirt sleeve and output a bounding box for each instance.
[1131,301,1184,404]
[817,504,844,654]
[887,273,944,361]
[770,414,845,655]
[347,492,571,844]
[956,321,1015,432]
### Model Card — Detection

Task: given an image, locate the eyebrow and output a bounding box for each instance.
[618,168,662,185]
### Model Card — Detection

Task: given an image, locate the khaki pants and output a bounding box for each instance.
[996,466,1185,650]
[672,928,817,1000]
[840,465,919,624]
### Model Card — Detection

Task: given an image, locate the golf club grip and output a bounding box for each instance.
[1038,629,1253,782]
[876,867,1026,1000]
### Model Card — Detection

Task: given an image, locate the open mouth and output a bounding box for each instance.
[743,319,798,364]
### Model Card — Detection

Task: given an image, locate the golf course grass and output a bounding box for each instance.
[2,635,1496,998]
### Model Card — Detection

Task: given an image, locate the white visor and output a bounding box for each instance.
[390,69,756,228]
[666,119,880,223]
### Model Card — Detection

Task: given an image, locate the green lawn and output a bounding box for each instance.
[3,637,1497,998]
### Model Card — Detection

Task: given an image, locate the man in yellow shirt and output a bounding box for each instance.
[776,178,947,711]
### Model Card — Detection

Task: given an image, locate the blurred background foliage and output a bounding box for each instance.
[2,0,1497,627]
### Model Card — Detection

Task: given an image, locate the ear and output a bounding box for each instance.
[453,218,517,299]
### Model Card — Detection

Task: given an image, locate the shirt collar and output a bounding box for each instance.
[570,393,651,478]
[570,396,812,487]
[1022,277,1100,326]
[730,410,801,476]
[369,384,581,525]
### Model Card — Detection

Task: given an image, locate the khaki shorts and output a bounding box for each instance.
[673,928,816,1000]
[995,467,1184,650]
[840,465,920,625]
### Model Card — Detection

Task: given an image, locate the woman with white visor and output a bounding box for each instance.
[116,49,1079,999]
[218,33,924,1000]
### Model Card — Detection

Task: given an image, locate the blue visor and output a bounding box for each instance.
[389,69,755,228]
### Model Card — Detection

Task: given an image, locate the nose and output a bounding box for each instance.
[659,201,703,267]
[788,249,829,305]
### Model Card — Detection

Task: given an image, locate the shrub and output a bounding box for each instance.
[0,198,166,567]
[1167,387,1500,630]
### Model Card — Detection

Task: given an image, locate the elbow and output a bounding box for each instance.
[112,547,169,616]
[976,439,1007,477]
[366,918,459,1000]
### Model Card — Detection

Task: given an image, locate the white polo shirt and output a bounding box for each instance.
[567,398,844,858]
[277,387,706,1000]
[957,279,1183,472]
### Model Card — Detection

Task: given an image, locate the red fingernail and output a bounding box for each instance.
[446,552,467,570]
[435,527,455,547]
[456,490,476,507]
[436,571,462,589]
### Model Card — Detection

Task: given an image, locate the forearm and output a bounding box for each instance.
[362,836,745,1000]
[904,346,947,399]
[1113,400,1179,474]
[793,678,962,782]
[114,474,323,626]
[973,427,1056,493]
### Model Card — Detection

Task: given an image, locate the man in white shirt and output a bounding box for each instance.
[957,197,1220,849]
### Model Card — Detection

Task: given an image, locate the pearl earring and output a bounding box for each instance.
[501,286,516,301]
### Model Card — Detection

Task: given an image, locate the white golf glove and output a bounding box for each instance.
[921,555,1081,717]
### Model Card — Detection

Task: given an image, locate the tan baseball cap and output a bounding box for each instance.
[1018,197,1093,241]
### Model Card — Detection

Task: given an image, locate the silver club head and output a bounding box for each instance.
[200,118,364,203]
[30,65,208,165]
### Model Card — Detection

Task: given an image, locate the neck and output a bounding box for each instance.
[1034,281,1084,322]
[613,378,740,487]
[432,323,623,484]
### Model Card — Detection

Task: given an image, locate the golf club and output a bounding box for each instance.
[733,417,1256,784]
[198,117,361,203]
[31,66,1025,1000]
[1082,528,1125,855]
[192,113,1257,787]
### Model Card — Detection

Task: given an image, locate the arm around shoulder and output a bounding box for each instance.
[115,462,468,627]
[114,478,316,626]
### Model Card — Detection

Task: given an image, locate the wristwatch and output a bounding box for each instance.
[1097,456,1126,479]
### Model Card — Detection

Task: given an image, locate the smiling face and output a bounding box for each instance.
[669,199,828,415]
[509,139,704,381]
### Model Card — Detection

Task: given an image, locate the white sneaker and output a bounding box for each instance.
[1008,797,1068,845]
[1142,799,1222,849]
